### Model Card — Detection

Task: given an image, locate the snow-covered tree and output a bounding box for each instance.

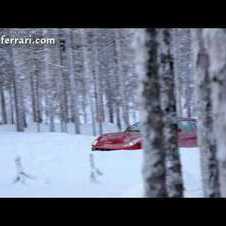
[139,28,184,197]
[173,29,195,118]
[159,29,184,197]
[0,28,139,136]
[193,29,220,197]
[200,29,226,197]
[140,28,167,197]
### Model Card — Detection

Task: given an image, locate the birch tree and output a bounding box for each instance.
[11,47,26,132]
[68,29,81,134]
[159,29,184,197]
[0,29,10,124]
[87,29,104,135]
[0,51,8,124]
[82,29,97,136]
[193,29,220,197]
[139,28,184,197]
[43,29,59,132]
[200,29,226,197]
[141,28,167,197]
[58,29,70,132]
[173,29,195,118]
[28,29,44,132]
[0,81,7,124]
[114,29,130,128]
[10,29,29,132]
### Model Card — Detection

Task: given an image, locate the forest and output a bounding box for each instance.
[0,28,226,197]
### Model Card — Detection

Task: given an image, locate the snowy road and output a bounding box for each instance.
[0,128,203,197]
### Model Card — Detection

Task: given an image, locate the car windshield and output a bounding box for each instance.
[126,122,141,132]
[125,120,196,133]
[178,120,196,133]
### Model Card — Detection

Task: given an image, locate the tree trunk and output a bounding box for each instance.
[68,29,81,134]
[92,31,103,135]
[115,104,122,131]
[58,33,68,133]
[159,29,184,197]
[90,96,97,136]
[107,96,114,123]
[115,29,130,128]
[43,29,56,133]
[30,75,37,123]
[12,72,25,132]
[141,28,167,197]
[11,46,25,132]
[202,29,226,197]
[80,29,89,125]
[9,84,15,124]
[194,29,220,197]
[0,83,7,124]
[35,70,42,132]
[173,29,194,118]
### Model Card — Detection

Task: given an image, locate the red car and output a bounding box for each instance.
[91,118,198,151]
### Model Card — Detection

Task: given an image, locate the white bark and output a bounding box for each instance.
[193,29,220,197]
[159,29,184,197]
[202,29,226,197]
[140,29,167,197]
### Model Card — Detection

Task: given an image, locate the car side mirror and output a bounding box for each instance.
[177,128,182,132]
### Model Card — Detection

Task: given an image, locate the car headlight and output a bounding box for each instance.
[92,139,98,146]
[126,138,141,147]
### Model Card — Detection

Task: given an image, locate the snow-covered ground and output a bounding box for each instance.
[0,124,203,197]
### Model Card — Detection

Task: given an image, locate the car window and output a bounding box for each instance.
[178,121,196,133]
[125,120,196,133]
[126,122,141,132]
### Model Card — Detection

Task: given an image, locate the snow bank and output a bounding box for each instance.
[0,125,203,197]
